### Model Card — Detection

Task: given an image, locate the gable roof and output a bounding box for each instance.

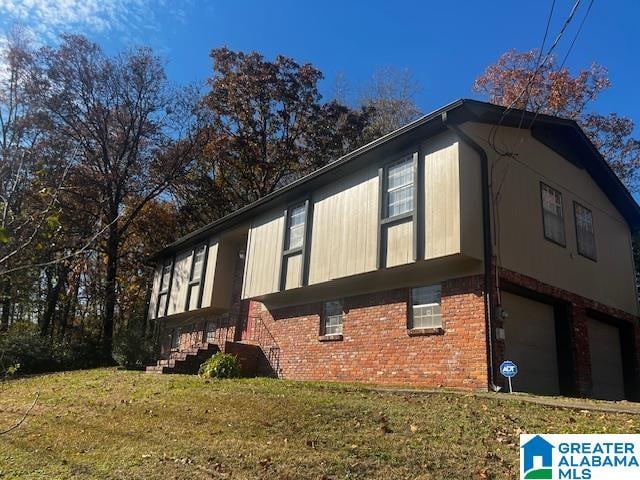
[149,98,640,261]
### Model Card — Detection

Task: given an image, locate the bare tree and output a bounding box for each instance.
[359,66,422,137]
[36,35,199,355]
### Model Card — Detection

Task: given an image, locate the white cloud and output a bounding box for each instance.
[0,0,175,44]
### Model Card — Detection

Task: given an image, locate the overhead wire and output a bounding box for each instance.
[487,0,582,156]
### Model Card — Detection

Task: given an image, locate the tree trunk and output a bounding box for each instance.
[0,279,11,331]
[103,221,119,358]
[60,272,79,337]
[41,264,68,336]
[40,267,55,335]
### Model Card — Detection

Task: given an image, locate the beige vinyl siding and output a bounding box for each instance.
[242,210,285,298]
[386,220,413,267]
[307,166,379,285]
[460,122,638,315]
[284,253,303,290]
[167,250,192,316]
[423,132,461,259]
[242,134,476,298]
[458,139,484,260]
[147,264,162,320]
[209,238,238,311]
[199,239,219,309]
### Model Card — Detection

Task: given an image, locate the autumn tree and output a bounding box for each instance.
[35,35,199,355]
[172,48,373,227]
[0,29,70,330]
[359,66,422,137]
[474,49,640,190]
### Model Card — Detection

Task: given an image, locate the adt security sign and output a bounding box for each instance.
[500,360,518,393]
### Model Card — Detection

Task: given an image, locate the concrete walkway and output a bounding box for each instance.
[369,386,640,415]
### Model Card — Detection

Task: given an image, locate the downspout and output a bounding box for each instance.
[442,112,499,391]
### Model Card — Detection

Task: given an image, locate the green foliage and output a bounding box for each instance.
[0,226,9,244]
[112,325,156,370]
[0,322,57,373]
[198,352,241,379]
[0,321,104,373]
[6,363,20,375]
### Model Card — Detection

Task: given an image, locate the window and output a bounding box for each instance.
[205,320,218,343]
[185,244,207,310]
[171,326,182,350]
[574,202,597,260]
[156,257,173,317]
[385,156,414,218]
[541,183,565,246]
[410,285,442,329]
[322,300,344,336]
[286,204,306,250]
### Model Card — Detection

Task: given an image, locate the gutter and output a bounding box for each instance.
[441,111,499,392]
[148,99,468,262]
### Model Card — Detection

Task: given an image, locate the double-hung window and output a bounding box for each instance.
[385,156,415,218]
[410,285,442,329]
[541,183,566,246]
[286,204,306,251]
[185,244,207,311]
[574,202,597,260]
[322,300,344,336]
[156,257,173,317]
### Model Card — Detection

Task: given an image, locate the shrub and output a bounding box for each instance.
[198,352,241,379]
[0,322,106,374]
[112,327,156,370]
[0,322,59,373]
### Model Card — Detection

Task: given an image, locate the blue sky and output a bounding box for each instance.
[1,0,638,132]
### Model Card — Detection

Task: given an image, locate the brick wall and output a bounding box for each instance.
[247,275,488,390]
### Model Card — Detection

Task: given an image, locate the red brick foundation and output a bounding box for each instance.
[153,261,640,399]
[247,275,488,389]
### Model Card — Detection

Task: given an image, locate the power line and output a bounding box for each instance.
[559,0,595,69]
[488,0,583,156]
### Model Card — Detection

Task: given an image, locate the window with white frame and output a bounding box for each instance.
[185,244,207,310]
[286,204,306,250]
[385,156,414,218]
[574,202,597,260]
[322,300,344,335]
[410,285,442,329]
[541,183,566,246]
[156,257,173,317]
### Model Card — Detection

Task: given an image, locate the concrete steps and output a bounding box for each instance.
[145,343,221,375]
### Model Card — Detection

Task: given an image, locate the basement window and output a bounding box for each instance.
[574,202,597,261]
[171,326,182,350]
[410,285,442,330]
[541,183,566,246]
[322,300,344,336]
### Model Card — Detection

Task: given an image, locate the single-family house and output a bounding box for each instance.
[145,99,640,401]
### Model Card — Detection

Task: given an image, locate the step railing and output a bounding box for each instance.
[246,315,281,378]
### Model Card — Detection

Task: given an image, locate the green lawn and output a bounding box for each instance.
[0,369,637,479]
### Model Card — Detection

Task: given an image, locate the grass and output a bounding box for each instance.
[0,369,638,479]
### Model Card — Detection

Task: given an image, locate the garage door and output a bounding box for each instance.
[587,318,625,400]
[502,292,560,396]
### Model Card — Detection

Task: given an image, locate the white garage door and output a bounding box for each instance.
[587,318,625,400]
[502,291,560,396]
